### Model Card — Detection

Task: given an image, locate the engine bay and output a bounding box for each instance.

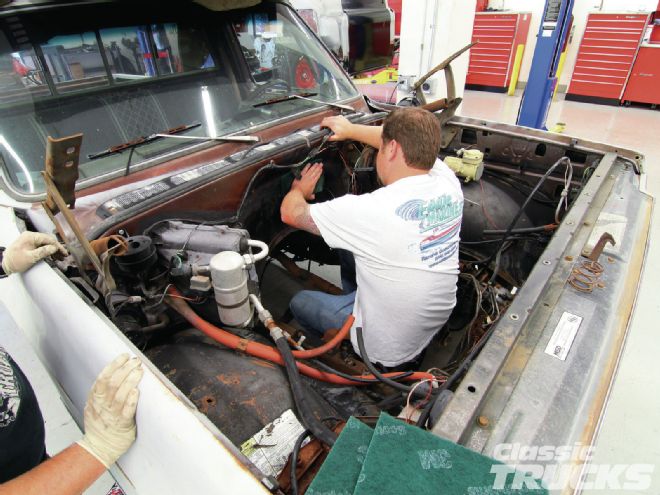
[36,114,599,488]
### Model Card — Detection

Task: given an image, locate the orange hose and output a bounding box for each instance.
[166,288,436,386]
[291,314,354,359]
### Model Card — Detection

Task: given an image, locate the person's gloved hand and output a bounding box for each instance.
[2,231,68,275]
[77,354,143,468]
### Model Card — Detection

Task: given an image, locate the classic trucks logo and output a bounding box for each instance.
[489,443,654,491]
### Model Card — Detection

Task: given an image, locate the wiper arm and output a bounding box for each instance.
[88,124,259,161]
[253,91,355,113]
[153,134,258,143]
[88,123,202,160]
[291,94,355,112]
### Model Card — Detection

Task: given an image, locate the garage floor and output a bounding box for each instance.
[461,89,660,494]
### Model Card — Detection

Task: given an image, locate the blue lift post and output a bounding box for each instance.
[516,0,574,129]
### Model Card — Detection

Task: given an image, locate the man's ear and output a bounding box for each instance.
[386,139,399,161]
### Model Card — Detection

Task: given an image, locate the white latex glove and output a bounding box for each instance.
[2,231,68,275]
[77,354,143,468]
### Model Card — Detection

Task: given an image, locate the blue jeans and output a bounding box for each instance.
[290,290,356,337]
[290,249,356,337]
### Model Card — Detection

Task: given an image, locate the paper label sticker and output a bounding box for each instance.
[545,311,583,361]
[240,409,306,478]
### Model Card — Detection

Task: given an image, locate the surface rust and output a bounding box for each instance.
[252,359,277,370]
[44,133,82,211]
[216,373,242,386]
[198,395,217,415]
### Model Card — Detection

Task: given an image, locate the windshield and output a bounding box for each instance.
[0,2,358,195]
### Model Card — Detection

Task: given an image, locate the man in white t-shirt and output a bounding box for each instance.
[280,107,463,368]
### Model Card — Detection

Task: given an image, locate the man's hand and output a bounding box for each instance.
[2,232,68,275]
[281,163,322,235]
[321,116,383,149]
[321,115,354,141]
[77,354,143,468]
[292,162,323,201]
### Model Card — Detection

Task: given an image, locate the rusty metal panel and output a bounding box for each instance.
[44,134,82,213]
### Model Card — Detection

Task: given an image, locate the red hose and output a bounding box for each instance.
[290,314,353,359]
[166,288,436,386]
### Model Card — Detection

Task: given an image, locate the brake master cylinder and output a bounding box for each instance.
[210,251,252,327]
[445,149,484,182]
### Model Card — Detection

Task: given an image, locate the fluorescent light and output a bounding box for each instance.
[201,86,217,139]
[0,135,34,193]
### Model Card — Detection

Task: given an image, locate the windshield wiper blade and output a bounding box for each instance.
[89,123,259,160]
[253,92,317,108]
[88,122,202,160]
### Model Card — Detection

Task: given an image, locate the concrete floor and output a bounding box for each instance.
[461,90,660,494]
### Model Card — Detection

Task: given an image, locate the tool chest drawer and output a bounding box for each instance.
[466,12,532,91]
[567,12,650,104]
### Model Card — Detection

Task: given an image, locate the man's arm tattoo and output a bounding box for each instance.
[293,203,321,235]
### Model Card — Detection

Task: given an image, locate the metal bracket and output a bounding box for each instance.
[43,134,82,213]
[411,42,476,147]
[40,134,104,278]
[413,41,476,106]
[582,232,616,262]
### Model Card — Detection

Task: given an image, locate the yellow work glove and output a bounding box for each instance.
[2,231,67,275]
[77,354,144,468]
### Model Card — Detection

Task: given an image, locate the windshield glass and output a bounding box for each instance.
[0,2,358,195]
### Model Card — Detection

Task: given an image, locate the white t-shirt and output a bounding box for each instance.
[310,159,463,367]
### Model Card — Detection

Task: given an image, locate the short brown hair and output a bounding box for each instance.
[381,107,441,170]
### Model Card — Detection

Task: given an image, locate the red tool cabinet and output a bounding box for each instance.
[622,46,660,107]
[466,12,532,92]
[566,12,650,104]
